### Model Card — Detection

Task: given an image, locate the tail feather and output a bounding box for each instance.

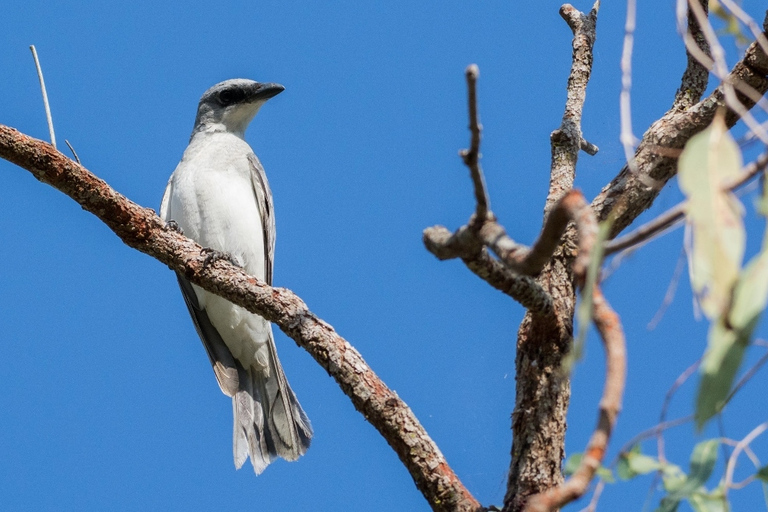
[232,334,313,474]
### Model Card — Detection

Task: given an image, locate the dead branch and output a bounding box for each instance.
[0,124,483,512]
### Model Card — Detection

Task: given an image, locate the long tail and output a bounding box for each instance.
[232,334,313,474]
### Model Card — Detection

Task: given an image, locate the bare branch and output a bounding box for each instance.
[460,64,490,222]
[684,0,768,144]
[423,225,554,314]
[724,422,768,494]
[604,151,768,255]
[524,286,627,512]
[547,1,599,212]
[504,4,601,510]
[580,138,599,155]
[477,190,595,280]
[0,124,483,512]
[671,0,710,114]
[592,10,768,239]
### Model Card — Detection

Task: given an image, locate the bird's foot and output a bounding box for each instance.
[165,220,184,235]
[201,247,239,268]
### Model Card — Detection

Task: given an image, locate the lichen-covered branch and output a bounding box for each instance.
[0,124,483,512]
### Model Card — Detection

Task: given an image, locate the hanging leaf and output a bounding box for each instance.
[618,445,662,480]
[695,237,768,430]
[688,487,729,512]
[658,440,719,512]
[678,114,745,320]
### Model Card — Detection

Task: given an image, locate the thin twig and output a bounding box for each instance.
[724,422,768,495]
[619,0,639,173]
[65,140,81,164]
[722,343,768,409]
[460,64,490,223]
[604,151,768,255]
[658,359,702,463]
[546,1,600,212]
[647,247,687,330]
[29,45,56,149]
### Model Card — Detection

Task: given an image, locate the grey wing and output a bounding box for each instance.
[175,273,241,397]
[248,153,275,285]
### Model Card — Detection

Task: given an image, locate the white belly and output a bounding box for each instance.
[161,132,271,370]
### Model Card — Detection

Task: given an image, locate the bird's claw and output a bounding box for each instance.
[201,247,238,268]
[165,220,183,235]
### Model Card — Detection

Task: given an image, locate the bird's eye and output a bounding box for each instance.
[218,89,244,105]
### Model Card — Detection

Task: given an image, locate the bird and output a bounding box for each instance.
[160,79,312,474]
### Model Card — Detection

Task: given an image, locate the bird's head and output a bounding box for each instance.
[192,79,284,138]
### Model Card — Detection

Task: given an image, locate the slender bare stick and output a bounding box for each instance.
[29,45,56,149]
[65,140,81,164]
[724,422,768,495]
[0,124,482,512]
[619,0,639,173]
[460,64,490,223]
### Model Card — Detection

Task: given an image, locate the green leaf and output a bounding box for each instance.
[596,465,615,483]
[695,244,768,430]
[678,114,745,319]
[618,446,661,480]
[563,451,613,482]
[757,464,768,483]
[661,463,687,493]
[657,441,719,512]
[564,453,582,476]
[695,320,747,429]
[688,488,729,512]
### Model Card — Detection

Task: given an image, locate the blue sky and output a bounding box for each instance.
[2,1,768,510]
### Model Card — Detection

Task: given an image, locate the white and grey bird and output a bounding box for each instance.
[160,79,312,474]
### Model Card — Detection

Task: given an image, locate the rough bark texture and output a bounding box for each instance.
[0,124,483,512]
[593,10,768,238]
[503,5,598,511]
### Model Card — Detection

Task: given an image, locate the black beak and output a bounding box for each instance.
[251,82,285,101]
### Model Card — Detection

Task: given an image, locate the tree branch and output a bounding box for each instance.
[592,9,768,239]
[524,286,626,512]
[504,4,601,511]
[0,124,483,512]
[460,64,491,222]
[604,151,768,255]
[546,1,599,212]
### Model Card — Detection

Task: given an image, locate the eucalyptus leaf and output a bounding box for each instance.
[678,115,745,320]
[695,245,768,430]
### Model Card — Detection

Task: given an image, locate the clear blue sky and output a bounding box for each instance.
[2,1,768,510]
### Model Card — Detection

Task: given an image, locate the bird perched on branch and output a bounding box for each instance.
[160,79,312,474]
